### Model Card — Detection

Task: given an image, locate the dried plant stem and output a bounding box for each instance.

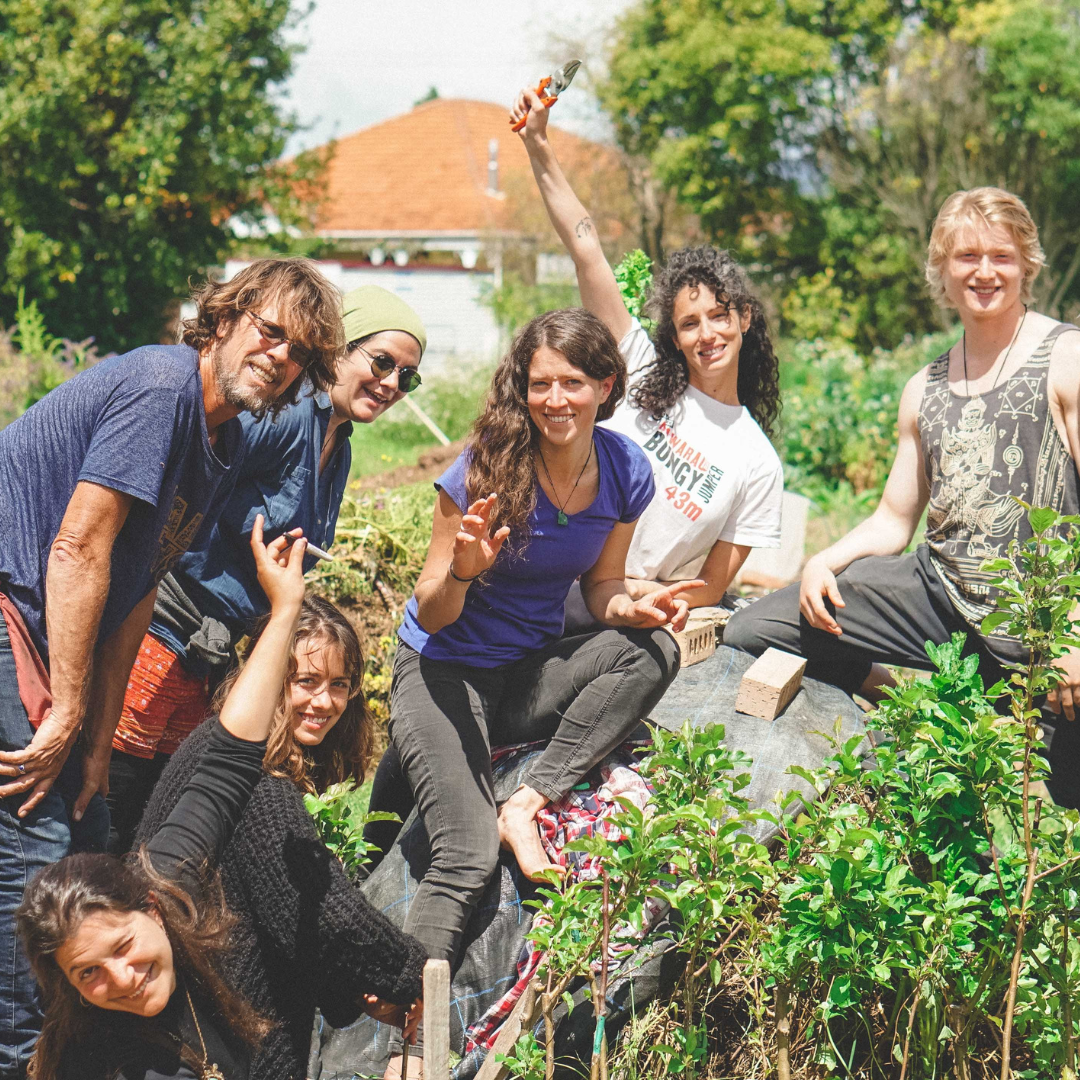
[543,968,556,1080]
[775,983,791,1080]
[898,993,919,1080]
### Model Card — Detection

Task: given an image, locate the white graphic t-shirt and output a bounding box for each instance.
[602,320,783,581]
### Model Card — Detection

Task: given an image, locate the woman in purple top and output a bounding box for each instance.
[379,309,695,1045]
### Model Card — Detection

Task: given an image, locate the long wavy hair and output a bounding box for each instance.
[212,595,371,794]
[180,257,345,417]
[633,247,780,439]
[16,850,270,1080]
[465,308,627,539]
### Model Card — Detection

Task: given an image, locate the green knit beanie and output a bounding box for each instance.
[341,285,427,356]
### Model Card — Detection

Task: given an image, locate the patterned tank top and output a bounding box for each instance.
[918,322,1080,649]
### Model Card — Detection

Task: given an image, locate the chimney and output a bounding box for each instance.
[486,138,499,195]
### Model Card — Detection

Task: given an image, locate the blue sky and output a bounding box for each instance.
[281,0,635,153]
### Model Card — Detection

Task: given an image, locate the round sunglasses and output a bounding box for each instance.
[355,344,422,393]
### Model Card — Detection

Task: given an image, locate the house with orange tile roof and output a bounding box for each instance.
[228,97,627,370]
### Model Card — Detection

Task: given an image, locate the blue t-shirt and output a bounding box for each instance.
[0,345,242,665]
[398,426,654,667]
[155,388,353,655]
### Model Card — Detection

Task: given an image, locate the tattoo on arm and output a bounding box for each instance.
[574,216,594,239]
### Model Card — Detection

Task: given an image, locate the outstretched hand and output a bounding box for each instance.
[450,494,510,581]
[252,515,307,612]
[623,580,706,632]
[509,87,549,142]
[362,994,423,1043]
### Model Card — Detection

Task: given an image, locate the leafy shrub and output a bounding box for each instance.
[303,783,398,880]
[780,329,958,498]
[0,290,101,430]
[501,505,1080,1080]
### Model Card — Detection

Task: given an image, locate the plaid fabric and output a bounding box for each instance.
[464,744,666,1055]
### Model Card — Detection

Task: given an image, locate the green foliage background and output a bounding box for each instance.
[0,0,322,352]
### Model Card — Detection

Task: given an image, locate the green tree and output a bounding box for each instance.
[0,0,325,351]
[820,0,1080,328]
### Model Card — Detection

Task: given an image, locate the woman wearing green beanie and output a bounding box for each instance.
[103,284,428,856]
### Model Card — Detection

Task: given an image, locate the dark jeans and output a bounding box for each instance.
[382,628,680,967]
[724,545,1080,807]
[106,749,170,855]
[0,626,68,1078]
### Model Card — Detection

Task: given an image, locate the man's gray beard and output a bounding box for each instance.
[212,348,272,418]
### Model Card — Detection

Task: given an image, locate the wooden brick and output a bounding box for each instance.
[475,980,542,1080]
[735,648,807,720]
[670,619,716,667]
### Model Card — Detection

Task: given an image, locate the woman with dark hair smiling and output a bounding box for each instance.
[511,88,784,627]
[371,306,690,1078]
[15,519,306,1080]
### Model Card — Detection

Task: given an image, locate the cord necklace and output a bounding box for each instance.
[962,305,1028,402]
[184,987,225,1080]
[537,440,593,527]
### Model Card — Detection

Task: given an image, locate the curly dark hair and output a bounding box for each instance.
[17,849,270,1080]
[212,595,372,795]
[632,247,780,439]
[180,257,345,418]
[465,308,626,539]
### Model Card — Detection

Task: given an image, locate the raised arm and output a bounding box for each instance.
[511,88,633,342]
[412,491,509,635]
[799,368,931,635]
[146,516,306,888]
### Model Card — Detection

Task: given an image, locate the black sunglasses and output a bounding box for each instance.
[247,310,317,369]
[356,344,422,393]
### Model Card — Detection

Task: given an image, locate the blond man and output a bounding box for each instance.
[727,187,1080,803]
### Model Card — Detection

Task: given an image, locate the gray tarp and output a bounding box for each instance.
[308,646,865,1079]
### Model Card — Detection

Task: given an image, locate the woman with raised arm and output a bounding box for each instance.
[373,307,688,1078]
[15,518,306,1080]
[136,595,426,1080]
[510,88,785,626]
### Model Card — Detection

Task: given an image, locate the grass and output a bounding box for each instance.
[347,360,494,481]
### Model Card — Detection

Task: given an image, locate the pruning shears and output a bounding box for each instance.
[510,59,582,131]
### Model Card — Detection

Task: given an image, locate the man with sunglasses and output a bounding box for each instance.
[104,284,427,853]
[0,256,342,1075]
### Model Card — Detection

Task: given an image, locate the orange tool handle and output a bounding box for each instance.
[510,76,558,132]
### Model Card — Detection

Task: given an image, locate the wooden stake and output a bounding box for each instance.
[424,959,451,1079]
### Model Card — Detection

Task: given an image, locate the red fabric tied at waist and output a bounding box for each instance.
[0,595,51,730]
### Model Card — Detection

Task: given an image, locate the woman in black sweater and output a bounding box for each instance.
[137,594,427,1080]
[16,518,310,1080]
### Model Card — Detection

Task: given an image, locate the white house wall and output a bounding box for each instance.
[223,260,501,376]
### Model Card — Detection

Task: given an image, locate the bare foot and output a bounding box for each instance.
[384,1052,423,1079]
[498,785,564,882]
[859,663,897,704]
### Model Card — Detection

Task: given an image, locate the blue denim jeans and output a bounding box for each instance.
[0,622,74,1078]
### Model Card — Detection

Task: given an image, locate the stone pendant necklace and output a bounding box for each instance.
[960,305,1028,424]
[537,441,593,526]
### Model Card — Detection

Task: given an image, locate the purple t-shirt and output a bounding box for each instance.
[398,426,654,667]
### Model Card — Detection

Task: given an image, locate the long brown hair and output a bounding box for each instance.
[213,595,372,794]
[180,257,345,417]
[465,308,626,538]
[16,850,270,1080]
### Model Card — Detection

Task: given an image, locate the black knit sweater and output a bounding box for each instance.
[136,719,427,1080]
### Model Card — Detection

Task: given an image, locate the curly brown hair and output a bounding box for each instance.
[181,257,345,418]
[17,849,270,1080]
[213,595,372,794]
[465,308,626,539]
[633,247,780,439]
